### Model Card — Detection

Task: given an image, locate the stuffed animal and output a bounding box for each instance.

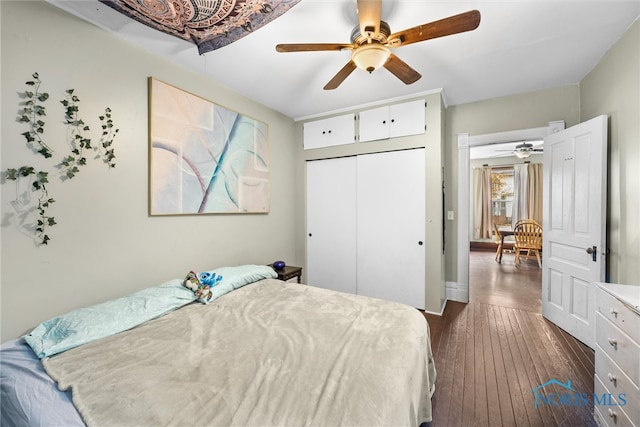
[183,271,223,303]
[198,272,223,287]
[193,272,223,303]
[183,271,201,292]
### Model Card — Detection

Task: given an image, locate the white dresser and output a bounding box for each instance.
[594,282,640,426]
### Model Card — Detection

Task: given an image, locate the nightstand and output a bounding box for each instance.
[269,265,303,283]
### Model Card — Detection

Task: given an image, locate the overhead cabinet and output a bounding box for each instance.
[305,149,426,309]
[303,113,355,150]
[359,99,426,142]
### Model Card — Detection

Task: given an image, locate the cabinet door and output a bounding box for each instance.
[306,157,357,294]
[303,119,329,150]
[358,106,389,142]
[356,149,426,309]
[389,100,425,138]
[303,114,355,150]
[327,114,356,146]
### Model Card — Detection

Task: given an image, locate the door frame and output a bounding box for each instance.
[451,121,565,303]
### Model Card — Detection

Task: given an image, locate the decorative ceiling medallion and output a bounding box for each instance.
[99,0,301,54]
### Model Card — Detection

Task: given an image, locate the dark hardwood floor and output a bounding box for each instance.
[424,250,595,426]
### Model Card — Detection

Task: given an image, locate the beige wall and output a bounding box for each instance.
[444,85,581,282]
[580,20,639,285]
[0,1,297,341]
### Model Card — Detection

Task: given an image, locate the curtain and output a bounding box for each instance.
[512,163,543,226]
[473,166,492,239]
[527,163,543,224]
[512,164,528,227]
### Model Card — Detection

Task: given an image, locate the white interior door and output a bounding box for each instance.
[542,115,607,349]
[306,157,357,294]
[356,149,426,309]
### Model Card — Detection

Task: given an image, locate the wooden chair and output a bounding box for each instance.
[493,222,503,262]
[513,219,543,267]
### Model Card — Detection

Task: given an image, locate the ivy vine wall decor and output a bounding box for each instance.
[3,73,120,245]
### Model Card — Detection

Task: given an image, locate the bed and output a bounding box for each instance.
[1,265,436,426]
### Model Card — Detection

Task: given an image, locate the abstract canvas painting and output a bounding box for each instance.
[149,78,269,215]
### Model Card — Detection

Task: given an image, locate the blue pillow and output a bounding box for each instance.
[203,264,277,302]
[24,280,196,358]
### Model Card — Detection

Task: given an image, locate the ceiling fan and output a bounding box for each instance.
[275,0,481,90]
[496,142,544,159]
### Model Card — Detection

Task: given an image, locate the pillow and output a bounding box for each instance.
[24,280,196,359]
[202,264,277,302]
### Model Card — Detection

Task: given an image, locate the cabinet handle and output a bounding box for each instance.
[610,307,618,317]
[308,233,312,237]
[328,130,332,134]
[418,241,423,246]
[608,338,618,348]
[608,408,617,419]
[391,119,395,123]
[382,120,386,124]
[607,373,617,385]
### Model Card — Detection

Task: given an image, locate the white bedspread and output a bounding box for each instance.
[44,279,436,426]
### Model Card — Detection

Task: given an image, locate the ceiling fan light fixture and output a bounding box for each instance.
[352,44,390,73]
[515,150,532,159]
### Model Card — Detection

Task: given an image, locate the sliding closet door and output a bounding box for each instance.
[306,157,357,294]
[356,149,426,309]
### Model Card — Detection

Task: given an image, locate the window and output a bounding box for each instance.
[491,168,514,225]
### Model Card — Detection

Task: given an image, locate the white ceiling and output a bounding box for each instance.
[47,0,639,120]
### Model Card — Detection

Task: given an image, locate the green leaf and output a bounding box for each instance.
[19,166,35,176]
[37,148,52,158]
[6,169,18,180]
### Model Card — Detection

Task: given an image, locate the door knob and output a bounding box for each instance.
[586,246,597,262]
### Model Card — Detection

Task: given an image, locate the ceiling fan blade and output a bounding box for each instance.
[276,43,353,52]
[388,10,481,47]
[324,61,357,90]
[357,0,382,39]
[383,54,421,85]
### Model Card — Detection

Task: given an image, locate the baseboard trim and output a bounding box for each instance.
[446,281,469,303]
[424,298,447,316]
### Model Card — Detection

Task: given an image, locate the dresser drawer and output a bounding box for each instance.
[596,312,640,387]
[595,374,636,427]
[596,348,640,422]
[597,286,640,343]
